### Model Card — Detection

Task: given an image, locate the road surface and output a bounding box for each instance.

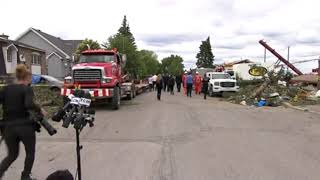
[1,91,320,180]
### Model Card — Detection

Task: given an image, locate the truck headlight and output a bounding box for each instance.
[102,77,112,83]
[214,82,220,86]
[64,76,73,84]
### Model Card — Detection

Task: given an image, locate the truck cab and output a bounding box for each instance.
[61,49,135,110]
[206,72,239,96]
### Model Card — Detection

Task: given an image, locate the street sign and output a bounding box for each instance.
[248,66,268,77]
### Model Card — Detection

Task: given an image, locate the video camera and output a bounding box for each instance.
[52,89,95,130]
[31,112,57,136]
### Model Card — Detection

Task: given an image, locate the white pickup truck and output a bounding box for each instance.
[206,72,239,96]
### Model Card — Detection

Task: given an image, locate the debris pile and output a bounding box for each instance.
[228,71,320,107]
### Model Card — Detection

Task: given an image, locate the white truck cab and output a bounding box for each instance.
[206,72,239,96]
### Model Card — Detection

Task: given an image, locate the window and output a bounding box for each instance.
[7,49,12,62]
[32,53,41,65]
[79,54,114,63]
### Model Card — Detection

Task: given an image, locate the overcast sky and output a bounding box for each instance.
[2,0,320,72]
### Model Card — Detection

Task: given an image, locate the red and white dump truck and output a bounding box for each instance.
[61,49,135,110]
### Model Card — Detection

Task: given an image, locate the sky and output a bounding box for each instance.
[1,0,320,73]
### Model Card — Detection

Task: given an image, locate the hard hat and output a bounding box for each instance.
[196,71,199,74]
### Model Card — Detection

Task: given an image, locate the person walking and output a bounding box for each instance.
[168,75,175,95]
[175,74,182,92]
[156,75,163,100]
[162,74,169,92]
[186,72,194,97]
[202,74,210,99]
[182,71,187,95]
[148,76,153,92]
[194,72,202,95]
[0,64,47,180]
[152,74,157,91]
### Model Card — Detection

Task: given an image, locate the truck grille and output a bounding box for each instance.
[220,82,235,87]
[73,69,101,82]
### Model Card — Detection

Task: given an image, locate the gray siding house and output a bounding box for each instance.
[16,28,82,79]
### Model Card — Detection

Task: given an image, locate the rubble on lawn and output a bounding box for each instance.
[228,70,320,108]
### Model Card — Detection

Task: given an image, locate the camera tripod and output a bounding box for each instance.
[75,128,83,180]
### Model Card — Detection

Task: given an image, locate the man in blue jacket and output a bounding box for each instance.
[186,72,193,97]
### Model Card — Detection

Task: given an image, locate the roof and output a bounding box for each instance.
[291,74,318,84]
[0,37,45,52]
[224,59,254,66]
[16,27,83,59]
[81,49,116,55]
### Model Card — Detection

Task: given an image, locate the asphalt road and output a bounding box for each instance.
[1,90,320,180]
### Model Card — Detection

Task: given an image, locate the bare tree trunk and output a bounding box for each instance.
[249,79,271,99]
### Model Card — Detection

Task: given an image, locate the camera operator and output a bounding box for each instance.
[0,64,47,180]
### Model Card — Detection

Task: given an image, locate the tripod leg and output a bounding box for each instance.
[76,129,82,180]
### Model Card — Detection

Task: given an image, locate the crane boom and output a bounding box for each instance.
[259,40,303,75]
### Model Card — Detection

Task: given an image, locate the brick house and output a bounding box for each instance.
[0,34,46,75]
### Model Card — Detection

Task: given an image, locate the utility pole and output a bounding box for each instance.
[318,57,320,90]
[264,47,266,63]
[287,46,290,71]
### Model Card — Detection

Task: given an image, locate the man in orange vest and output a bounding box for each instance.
[194,72,202,95]
[182,71,187,95]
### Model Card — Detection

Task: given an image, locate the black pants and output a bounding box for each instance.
[176,83,181,92]
[187,83,193,97]
[0,125,36,178]
[168,85,174,95]
[203,87,208,99]
[149,84,153,91]
[157,87,162,100]
[163,83,167,92]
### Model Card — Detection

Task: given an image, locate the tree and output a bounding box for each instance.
[137,50,161,75]
[75,38,101,55]
[196,36,215,68]
[118,15,136,46]
[161,55,184,75]
[103,15,141,78]
[74,39,101,63]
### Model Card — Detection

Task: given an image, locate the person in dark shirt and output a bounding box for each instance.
[0,64,47,180]
[162,74,169,92]
[156,75,163,100]
[168,75,175,95]
[175,75,182,92]
[202,74,210,99]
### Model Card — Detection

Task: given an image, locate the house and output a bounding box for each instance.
[15,28,83,79]
[0,34,46,75]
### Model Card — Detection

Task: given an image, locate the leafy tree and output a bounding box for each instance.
[137,50,161,75]
[118,15,136,46]
[103,15,141,78]
[75,38,101,55]
[161,55,184,76]
[74,39,101,63]
[196,36,215,68]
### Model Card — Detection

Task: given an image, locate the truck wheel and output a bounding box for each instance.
[112,87,121,110]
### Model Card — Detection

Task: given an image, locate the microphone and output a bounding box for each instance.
[52,94,75,122]
[62,90,83,128]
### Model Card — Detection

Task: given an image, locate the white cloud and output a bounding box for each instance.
[1,0,319,72]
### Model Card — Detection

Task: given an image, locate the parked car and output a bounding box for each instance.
[32,75,63,92]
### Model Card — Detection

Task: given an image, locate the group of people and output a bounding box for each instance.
[148,71,210,101]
